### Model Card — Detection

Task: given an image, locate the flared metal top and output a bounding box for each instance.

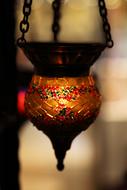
[20,42,106,76]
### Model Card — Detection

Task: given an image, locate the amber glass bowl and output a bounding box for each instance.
[25,75,101,131]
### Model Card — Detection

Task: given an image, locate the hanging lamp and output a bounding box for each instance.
[17,0,114,171]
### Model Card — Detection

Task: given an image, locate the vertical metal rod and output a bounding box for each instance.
[52,0,62,42]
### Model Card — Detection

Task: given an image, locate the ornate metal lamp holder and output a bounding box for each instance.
[17,0,113,171]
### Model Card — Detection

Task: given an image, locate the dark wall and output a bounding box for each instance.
[0,1,20,190]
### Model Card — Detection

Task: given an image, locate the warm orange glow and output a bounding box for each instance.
[17,89,25,114]
[24,75,101,130]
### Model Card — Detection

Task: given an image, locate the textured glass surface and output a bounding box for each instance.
[25,75,101,131]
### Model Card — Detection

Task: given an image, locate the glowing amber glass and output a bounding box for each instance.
[25,75,101,131]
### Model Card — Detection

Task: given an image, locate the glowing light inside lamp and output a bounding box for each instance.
[25,75,101,130]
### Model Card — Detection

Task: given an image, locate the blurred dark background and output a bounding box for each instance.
[0,1,19,189]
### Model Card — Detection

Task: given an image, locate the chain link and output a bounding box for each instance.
[98,0,114,48]
[17,0,32,46]
[52,0,62,42]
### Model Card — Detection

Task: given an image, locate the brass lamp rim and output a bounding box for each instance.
[19,41,106,51]
[20,42,106,77]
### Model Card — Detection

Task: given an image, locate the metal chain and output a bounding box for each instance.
[52,0,62,42]
[17,0,32,46]
[17,0,113,47]
[98,0,114,48]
